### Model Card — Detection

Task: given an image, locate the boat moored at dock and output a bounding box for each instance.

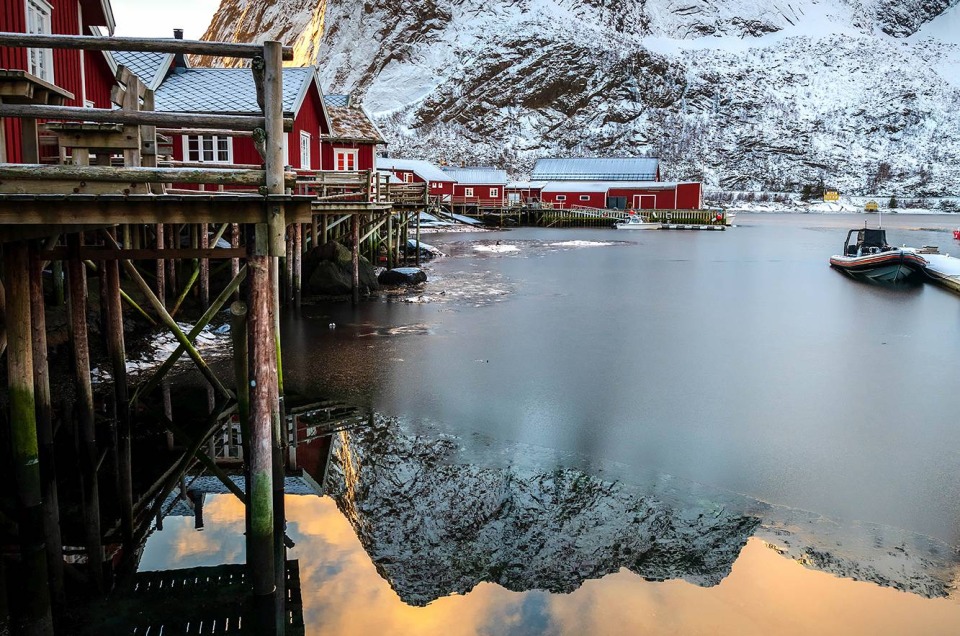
[829,228,927,283]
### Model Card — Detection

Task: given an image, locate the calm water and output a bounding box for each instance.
[147,213,960,633]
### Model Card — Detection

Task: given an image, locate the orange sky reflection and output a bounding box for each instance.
[143,494,960,635]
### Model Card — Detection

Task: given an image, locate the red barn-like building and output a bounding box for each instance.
[529,157,703,210]
[321,94,384,172]
[375,157,455,201]
[1,0,117,161]
[442,166,508,208]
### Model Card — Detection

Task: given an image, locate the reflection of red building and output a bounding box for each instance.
[376,157,455,201]
[1,0,117,161]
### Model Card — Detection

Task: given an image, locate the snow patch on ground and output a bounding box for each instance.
[473,244,520,253]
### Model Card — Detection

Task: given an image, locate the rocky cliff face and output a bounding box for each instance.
[201,0,960,194]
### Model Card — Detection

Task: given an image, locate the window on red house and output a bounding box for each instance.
[186,135,232,163]
[335,149,358,171]
[27,0,54,83]
[490,188,499,198]
[464,187,474,197]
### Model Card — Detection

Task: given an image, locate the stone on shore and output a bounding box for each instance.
[306,241,379,296]
[378,268,427,286]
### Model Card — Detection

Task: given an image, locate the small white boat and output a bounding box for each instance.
[614,214,660,230]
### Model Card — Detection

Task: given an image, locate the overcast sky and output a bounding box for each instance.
[111,0,222,40]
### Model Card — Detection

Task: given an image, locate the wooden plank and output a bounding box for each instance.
[0,163,283,186]
[0,33,293,60]
[41,246,247,261]
[0,194,317,225]
[0,103,293,132]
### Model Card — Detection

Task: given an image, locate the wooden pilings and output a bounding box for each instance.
[5,241,54,635]
[29,242,64,610]
[67,233,103,592]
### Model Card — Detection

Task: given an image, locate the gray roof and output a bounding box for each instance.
[531,158,660,181]
[376,158,453,182]
[113,51,173,90]
[154,67,317,115]
[507,181,548,189]
[441,166,508,185]
[541,181,679,193]
[324,94,351,107]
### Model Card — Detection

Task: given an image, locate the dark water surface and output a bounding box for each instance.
[285,213,960,543]
[146,213,960,633]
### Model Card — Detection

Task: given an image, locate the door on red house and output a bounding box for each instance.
[633,194,656,210]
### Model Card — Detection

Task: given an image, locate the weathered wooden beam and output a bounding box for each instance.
[0,163,287,186]
[67,234,103,592]
[29,242,64,610]
[246,228,277,597]
[5,241,54,634]
[0,194,318,225]
[103,232,234,401]
[104,235,133,552]
[42,246,248,261]
[0,103,293,132]
[159,415,246,503]
[131,265,247,405]
[263,41,286,257]
[0,32,294,60]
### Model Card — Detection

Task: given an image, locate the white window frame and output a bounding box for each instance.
[579,194,591,201]
[183,134,233,164]
[490,187,499,198]
[556,194,567,201]
[299,131,311,169]
[404,172,414,183]
[26,0,54,83]
[464,187,474,197]
[334,148,358,171]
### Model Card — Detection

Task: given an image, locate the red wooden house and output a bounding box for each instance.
[153,66,331,175]
[1,0,117,161]
[442,166,507,208]
[375,157,455,201]
[321,94,384,173]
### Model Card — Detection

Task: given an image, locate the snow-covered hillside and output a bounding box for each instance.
[201,0,960,195]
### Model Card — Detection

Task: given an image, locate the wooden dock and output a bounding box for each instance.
[921,252,960,294]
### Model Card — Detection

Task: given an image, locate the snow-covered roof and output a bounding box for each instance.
[441,166,508,185]
[376,158,453,182]
[507,181,548,189]
[541,181,678,193]
[325,104,385,143]
[531,158,660,181]
[377,169,404,184]
[113,51,177,91]
[154,67,317,115]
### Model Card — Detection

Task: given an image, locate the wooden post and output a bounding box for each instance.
[246,227,276,598]
[352,214,360,305]
[284,226,293,305]
[5,241,54,635]
[387,213,394,269]
[200,223,210,309]
[104,233,133,551]
[294,223,302,308]
[231,223,240,302]
[29,242,64,611]
[67,233,103,592]
[156,223,166,308]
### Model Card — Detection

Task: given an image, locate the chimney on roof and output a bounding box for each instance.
[173,29,184,39]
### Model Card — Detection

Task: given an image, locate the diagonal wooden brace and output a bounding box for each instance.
[132,264,247,405]
[102,230,234,401]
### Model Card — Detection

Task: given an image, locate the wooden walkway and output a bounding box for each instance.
[80,561,304,634]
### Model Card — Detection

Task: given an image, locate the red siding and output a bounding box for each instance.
[291,86,325,169]
[51,0,83,105]
[320,142,376,171]
[83,50,114,107]
[428,180,454,197]
[608,187,674,210]
[675,183,702,210]
[0,3,28,69]
[541,191,605,208]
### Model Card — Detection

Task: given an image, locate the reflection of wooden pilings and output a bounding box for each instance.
[247,241,276,597]
[67,234,103,592]
[6,241,54,635]
[105,234,134,551]
[352,214,360,305]
[284,226,293,306]
[29,242,64,610]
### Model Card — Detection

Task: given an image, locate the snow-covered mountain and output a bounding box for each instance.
[201,0,960,195]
